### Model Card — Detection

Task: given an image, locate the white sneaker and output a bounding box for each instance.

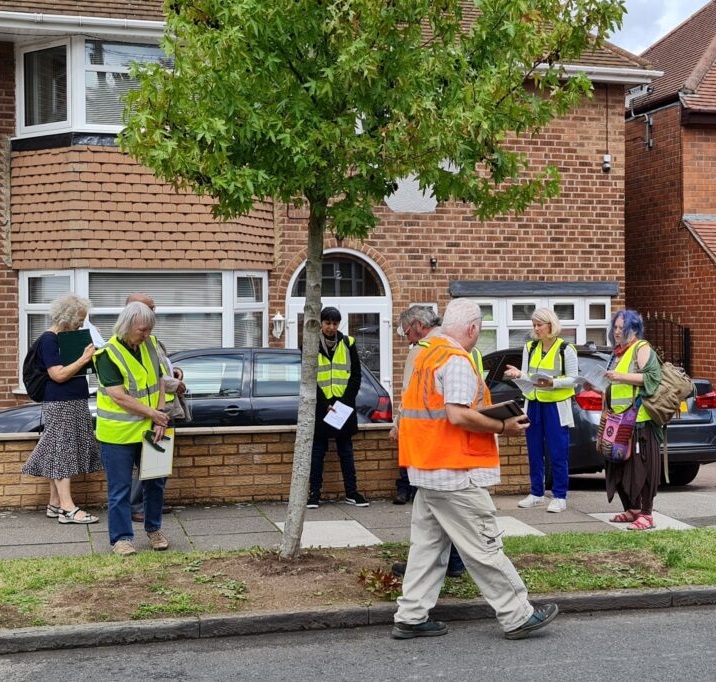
[547,498,567,513]
[517,494,545,508]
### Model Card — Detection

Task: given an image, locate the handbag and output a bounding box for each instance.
[597,389,639,463]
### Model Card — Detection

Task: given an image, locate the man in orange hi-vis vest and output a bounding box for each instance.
[391,298,559,641]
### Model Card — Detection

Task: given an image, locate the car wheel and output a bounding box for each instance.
[663,462,700,487]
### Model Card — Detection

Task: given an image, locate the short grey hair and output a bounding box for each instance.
[398,304,441,329]
[531,307,561,339]
[49,293,90,329]
[113,301,156,340]
[442,298,482,335]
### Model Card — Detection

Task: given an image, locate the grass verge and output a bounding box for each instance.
[1,528,715,628]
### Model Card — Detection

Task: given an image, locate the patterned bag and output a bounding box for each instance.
[597,397,639,463]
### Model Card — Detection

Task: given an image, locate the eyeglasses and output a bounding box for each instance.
[396,320,416,338]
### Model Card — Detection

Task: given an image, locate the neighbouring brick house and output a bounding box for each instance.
[625,0,716,383]
[0,1,658,508]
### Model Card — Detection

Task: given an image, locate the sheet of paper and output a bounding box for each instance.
[323,400,354,429]
[140,428,174,480]
[512,377,536,396]
[576,366,609,393]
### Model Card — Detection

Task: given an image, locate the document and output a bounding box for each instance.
[139,428,175,480]
[323,400,354,429]
[575,366,609,393]
[478,400,526,421]
[57,328,94,375]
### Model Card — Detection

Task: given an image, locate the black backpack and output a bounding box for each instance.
[22,335,49,402]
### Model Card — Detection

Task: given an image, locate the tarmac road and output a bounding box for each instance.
[2,605,715,682]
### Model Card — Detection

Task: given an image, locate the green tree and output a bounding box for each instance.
[120,0,625,558]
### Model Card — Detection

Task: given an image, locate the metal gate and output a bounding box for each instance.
[643,312,691,374]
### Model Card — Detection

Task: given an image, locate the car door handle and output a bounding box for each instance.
[223,406,244,415]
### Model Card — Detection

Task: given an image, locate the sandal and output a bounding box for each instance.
[58,507,99,525]
[610,510,637,523]
[46,504,62,518]
[627,514,655,531]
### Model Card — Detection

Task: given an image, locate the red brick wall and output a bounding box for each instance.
[625,105,716,383]
[0,427,529,509]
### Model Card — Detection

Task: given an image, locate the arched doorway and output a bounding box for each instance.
[285,249,394,399]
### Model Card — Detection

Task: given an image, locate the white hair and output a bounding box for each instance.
[442,298,482,335]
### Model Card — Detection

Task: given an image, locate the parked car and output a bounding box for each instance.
[0,348,392,433]
[483,345,716,486]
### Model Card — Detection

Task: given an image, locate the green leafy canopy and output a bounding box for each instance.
[120,0,626,235]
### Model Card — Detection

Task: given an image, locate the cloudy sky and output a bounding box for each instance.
[608,0,709,54]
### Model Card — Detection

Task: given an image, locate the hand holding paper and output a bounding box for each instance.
[323,400,354,429]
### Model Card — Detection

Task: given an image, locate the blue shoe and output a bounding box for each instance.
[504,603,559,640]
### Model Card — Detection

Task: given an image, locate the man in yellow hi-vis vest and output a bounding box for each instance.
[307,307,369,509]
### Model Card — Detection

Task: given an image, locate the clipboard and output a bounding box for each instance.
[139,428,175,480]
[478,400,526,420]
[58,328,94,375]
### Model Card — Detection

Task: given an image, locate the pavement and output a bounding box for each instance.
[2,486,716,654]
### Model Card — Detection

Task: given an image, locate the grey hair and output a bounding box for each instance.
[442,298,482,334]
[398,304,441,329]
[49,293,91,329]
[531,307,561,339]
[113,301,156,340]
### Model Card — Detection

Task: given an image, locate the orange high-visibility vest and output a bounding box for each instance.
[398,337,499,470]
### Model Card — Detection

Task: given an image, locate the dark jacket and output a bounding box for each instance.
[314,331,361,438]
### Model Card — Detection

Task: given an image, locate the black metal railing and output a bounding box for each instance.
[644,312,691,374]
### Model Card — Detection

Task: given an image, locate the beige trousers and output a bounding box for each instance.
[394,484,534,632]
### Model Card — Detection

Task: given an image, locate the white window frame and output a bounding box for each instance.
[16,269,269,392]
[472,297,611,352]
[17,39,72,137]
[16,37,165,138]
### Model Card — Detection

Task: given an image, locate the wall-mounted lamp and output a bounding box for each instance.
[430,257,438,271]
[272,312,285,339]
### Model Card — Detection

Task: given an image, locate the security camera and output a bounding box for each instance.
[602,154,611,173]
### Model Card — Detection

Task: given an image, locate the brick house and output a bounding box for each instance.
[0,1,658,506]
[625,0,716,383]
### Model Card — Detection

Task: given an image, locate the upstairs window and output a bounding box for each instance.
[18,38,170,137]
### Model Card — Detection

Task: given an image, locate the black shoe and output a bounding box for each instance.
[392,620,448,639]
[345,492,370,507]
[391,561,407,577]
[504,603,559,640]
[446,568,465,578]
[306,493,320,509]
[393,492,410,505]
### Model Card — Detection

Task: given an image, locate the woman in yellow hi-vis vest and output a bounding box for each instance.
[602,310,662,531]
[307,307,369,509]
[94,302,170,556]
[505,308,578,513]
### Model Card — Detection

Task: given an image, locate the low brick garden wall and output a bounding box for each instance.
[0,425,530,510]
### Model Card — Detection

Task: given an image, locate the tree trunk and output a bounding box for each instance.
[279,194,326,559]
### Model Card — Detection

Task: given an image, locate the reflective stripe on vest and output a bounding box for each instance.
[610,342,650,422]
[470,347,485,379]
[525,338,575,403]
[398,337,499,470]
[317,336,354,399]
[95,335,162,444]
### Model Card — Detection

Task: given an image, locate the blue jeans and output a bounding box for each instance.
[525,400,570,499]
[100,442,166,545]
[310,434,358,496]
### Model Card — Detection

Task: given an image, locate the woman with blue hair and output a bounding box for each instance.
[602,309,662,530]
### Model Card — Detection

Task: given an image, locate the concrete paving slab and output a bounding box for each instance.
[650,490,716,519]
[275,520,382,548]
[180,516,277,536]
[190,531,282,551]
[368,527,411,543]
[0,543,92,560]
[173,504,265,521]
[589,511,694,531]
[495,516,545,537]
[0,526,92,546]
